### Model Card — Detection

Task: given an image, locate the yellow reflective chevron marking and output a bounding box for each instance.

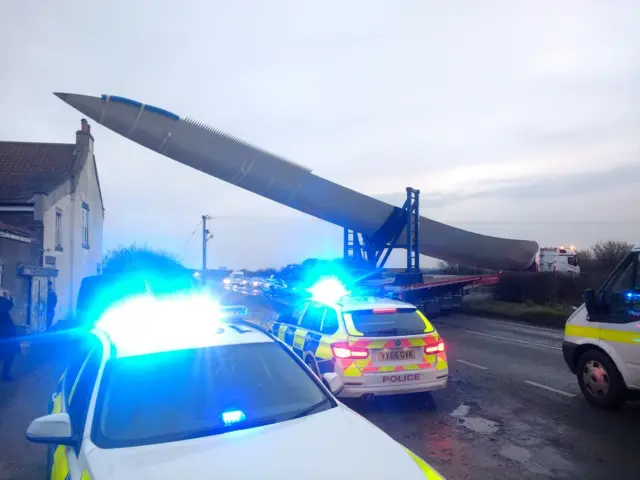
[565,325,640,344]
[277,324,287,342]
[403,448,445,479]
[81,470,92,480]
[417,311,436,333]
[51,446,69,480]
[600,329,640,344]
[565,325,599,339]
[52,394,62,414]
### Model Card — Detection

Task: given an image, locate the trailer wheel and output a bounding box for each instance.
[422,300,440,318]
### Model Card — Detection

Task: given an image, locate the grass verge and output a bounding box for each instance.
[459,299,574,329]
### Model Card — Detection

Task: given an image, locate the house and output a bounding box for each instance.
[0,119,104,332]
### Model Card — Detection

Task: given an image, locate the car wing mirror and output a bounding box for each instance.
[322,372,344,396]
[26,413,75,446]
[583,289,597,315]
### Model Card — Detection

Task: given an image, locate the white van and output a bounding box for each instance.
[538,246,580,275]
[562,244,640,408]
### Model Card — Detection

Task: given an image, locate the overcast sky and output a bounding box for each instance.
[1,1,639,269]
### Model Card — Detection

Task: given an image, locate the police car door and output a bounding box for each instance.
[315,306,340,375]
[594,250,640,387]
[294,302,324,359]
[273,302,307,347]
[52,340,102,480]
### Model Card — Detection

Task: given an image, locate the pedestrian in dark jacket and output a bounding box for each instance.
[0,293,20,381]
[46,281,57,331]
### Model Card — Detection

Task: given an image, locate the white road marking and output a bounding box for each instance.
[456,359,488,370]
[524,380,575,398]
[462,329,562,350]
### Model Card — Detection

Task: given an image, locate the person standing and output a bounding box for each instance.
[46,281,57,331]
[0,290,20,381]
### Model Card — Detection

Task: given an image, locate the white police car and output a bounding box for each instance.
[26,293,445,479]
[272,278,449,399]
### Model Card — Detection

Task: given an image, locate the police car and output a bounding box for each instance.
[26,292,445,479]
[563,243,640,408]
[271,278,449,399]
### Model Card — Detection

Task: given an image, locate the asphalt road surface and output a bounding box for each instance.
[2,299,639,480]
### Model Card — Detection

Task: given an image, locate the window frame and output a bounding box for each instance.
[64,338,103,454]
[320,306,340,335]
[299,302,325,332]
[55,208,63,251]
[81,202,90,249]
[596,251,639,321]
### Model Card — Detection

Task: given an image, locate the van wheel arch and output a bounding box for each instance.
[575,347,627,409]
[572,344,621,377]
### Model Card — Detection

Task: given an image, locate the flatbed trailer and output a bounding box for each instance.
[372,274,500,317]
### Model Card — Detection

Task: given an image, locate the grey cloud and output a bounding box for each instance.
[379,163,640,208]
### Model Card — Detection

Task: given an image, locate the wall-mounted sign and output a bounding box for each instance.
[44,255,57,267]
[0,231,31,243]
[17,265,58,277]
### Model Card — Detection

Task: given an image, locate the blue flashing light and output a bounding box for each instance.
[308,277,349,304]
[95,293,226,358]
[625,291,640,301]
[222,410,246,426]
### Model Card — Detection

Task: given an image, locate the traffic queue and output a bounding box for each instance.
[25,273,446,480]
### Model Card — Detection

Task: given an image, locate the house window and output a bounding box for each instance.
[82,202,90,249]
[55,208,63,251]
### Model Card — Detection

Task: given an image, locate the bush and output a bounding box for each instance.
[103,244,186,275]
[493,272,606,306]
[460,300,572,327]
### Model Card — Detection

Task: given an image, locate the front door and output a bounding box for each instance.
[29,276,47,333]
[594,251,640,388]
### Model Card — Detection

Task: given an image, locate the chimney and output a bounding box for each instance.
[72,118,94,185]
[80,118,90,134]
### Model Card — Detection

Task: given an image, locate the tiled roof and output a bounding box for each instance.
[0,220,31,238]
[0,142,77,201]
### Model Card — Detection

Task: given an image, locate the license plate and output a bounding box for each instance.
[377,349,416,362]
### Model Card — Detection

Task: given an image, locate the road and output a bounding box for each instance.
[360,314,640,479]
[2,301,639,480]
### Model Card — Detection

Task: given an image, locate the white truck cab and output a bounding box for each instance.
[562,244,640,408]
[538,246,580,275]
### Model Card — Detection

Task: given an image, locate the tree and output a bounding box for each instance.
[590,240,633,273]
[102,244,186,275]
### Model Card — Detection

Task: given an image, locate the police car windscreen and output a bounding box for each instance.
[348,308,431,336]
[92,343,333,448]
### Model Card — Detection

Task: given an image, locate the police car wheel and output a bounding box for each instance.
[305,357,320,378]
[576,350,626,409]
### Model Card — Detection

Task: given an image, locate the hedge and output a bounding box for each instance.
[493,271,608,306]
[460,300,573,328]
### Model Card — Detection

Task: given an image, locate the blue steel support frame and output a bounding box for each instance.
[343,187,420,271]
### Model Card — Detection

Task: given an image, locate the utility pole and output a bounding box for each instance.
[201,215,213,271]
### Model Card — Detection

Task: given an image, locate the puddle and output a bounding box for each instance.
[450,404,500,434]
[459,416,500,434]
[500,444,553,476]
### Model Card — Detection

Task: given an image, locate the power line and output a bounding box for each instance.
[183,219,203,248]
